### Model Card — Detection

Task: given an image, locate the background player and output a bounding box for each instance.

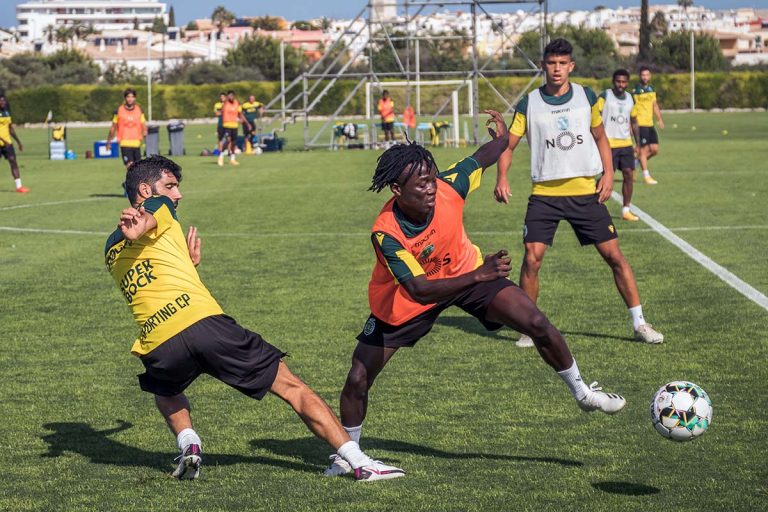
[106,155,404,482]
[242,95,264,153]
[633,67,664,184]
[598,69,640,221]
[494,39,664,347]
[213,92,226,152]
[107,88,147,169]
[324,111,626,477]
[0,94,28,193]
[217,90,251,167]
[377,90,396,144]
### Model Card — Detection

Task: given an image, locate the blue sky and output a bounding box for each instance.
[3,0,767,29]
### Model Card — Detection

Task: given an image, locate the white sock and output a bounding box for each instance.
[622,206,630,215]
[176,428,202,453]
[344,424,362,445]
[643,169,650,177]
[337,440,371,470]
[629,305,646,330]
[14,178,22,189]
[557,360,590,401]
[230,152,236,161]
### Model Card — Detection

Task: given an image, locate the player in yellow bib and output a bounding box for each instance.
[0,94,28,193]
[105,156,404,482]
[632,67,664,184]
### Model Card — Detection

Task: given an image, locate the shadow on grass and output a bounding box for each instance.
[250,437,582,467]
[561,330,635,343]
[592,481,661,495]
[40,421,321,474]
[435,315,513,340]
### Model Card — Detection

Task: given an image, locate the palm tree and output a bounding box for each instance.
[678,0,694,30]
[211,6,235,33]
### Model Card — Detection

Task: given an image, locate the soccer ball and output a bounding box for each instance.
[650,381,712,442]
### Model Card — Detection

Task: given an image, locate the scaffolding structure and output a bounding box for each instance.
[262,0,548,149]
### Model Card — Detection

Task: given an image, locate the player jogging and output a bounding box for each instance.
[107,88,147,169]
[0,94,28,193]
[213,92,226,150]
[217,90,251,167]
[105,155,404,482]
[324,110,626,478]
[598,69,641,221]
[633,67,664,184]
[494,39,664,348]
[377,90,396,144]
[242,95,264,153]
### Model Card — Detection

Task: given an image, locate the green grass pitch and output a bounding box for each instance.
[0,113,766,510]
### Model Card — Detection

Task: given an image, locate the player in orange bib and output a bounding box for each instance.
[217,90,252,167]
[324,110,627,477]
[107,88,147,169]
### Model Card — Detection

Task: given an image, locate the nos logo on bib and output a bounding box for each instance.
[547,116,584,151]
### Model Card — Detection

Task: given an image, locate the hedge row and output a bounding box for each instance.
[6,72,767,124]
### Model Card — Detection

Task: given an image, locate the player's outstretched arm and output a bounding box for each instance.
[471,110,510,170]
[401,250,511,305]
[119,206,158,241]
[186,225,202,267]
[494,133,522,204]
[592,124,615,203]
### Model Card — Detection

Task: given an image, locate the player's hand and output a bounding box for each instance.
[484,109,508,139]
[17,143,23,152]
[657,119,665,130]
[187,225,202,267]
[494,179,511,204]
[118,206,151,241]
[595,173,614,203]
[475,250,511,281]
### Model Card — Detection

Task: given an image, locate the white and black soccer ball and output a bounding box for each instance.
[650,381,712,442]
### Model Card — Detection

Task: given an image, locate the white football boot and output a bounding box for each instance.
[172,444,202,480]
[323,454,352,477]
[634,324,664,344]
[354,459,406,482]
[577,382,626,415]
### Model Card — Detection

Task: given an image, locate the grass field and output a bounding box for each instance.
[1,112,767,511]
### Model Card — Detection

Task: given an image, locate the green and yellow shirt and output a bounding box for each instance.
[0,109,13,147]
[242,100,263,124]
[632,84,657,127]
[104,196,223,356]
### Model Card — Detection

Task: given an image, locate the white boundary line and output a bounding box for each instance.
[611,191,768,312]
[0,197,108,212]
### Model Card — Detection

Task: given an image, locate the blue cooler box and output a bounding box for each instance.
[94,140,119,159]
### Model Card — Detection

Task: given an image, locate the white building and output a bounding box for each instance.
[16,0,168,41]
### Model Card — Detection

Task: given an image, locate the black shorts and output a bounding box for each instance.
[217,126,225,142]
[357,278,515,348]
[121,147,141,166]
[223,128,238,142]
[243,122,254,138]
[524,194,618,247]
[612,146,635,171]
[0,144,16,160]
[639,126,659,146]
[381,122,394,132]
[138,315,286,399]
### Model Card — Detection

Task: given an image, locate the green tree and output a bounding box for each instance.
[211,6,235,32]
[186,20,199,31]
[650,11,669,36]
[639,0,652,61]
[102,61,147,85]
[652,31,728,71]
[168,6,176,27]
[222,35,305,80]
[151,17,168,34]
[251,16,284,31]
[291,21,318,31]
[164,60,265,85]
